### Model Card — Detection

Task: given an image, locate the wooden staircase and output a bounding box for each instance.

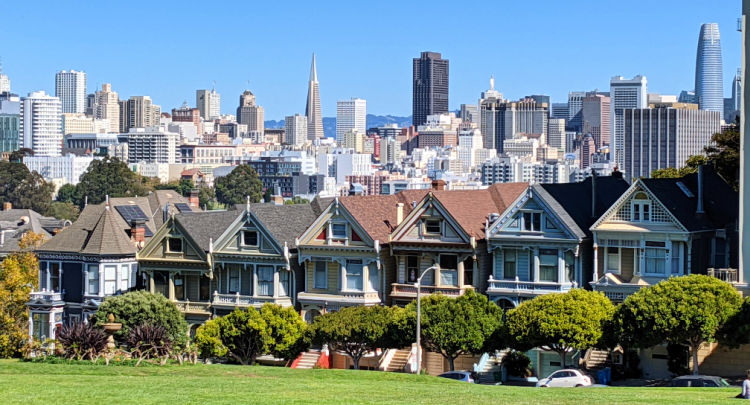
[583,349,610,370]
[476,350,507,384]
[293,349,321,369]
[384,349,411,372]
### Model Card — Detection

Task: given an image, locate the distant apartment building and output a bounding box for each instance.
[94,84,120,133]
[24,154,97,185]
[318,150,373,184]
[21,91,62,157]
[413,51,449,126]
[340,129,366,153]
[171,103,201,132]
[550,103,568,120]
[379,136,401,165]
[126,127,179,164]
[0,93,20,153]
[547,118,566,150]
[623,106,721,178]
[459,103,479,124]
[119,96,161,132]
[62,113,109,135]
[481,95,548,153]
[285,114,307,146]
[196,89,220,120]
[610,75,648,170]
[236,90,264,134]
[336,98,366,143]
[55,70,86,114]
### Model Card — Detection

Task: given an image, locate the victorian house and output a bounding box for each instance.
[590,167,738,302]
[484,176,628,309]
[28,191,192,341]
[137,201,323,331]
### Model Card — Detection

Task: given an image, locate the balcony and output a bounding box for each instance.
[211,292,289,309]
[390,283,472,300]
[28,291,64,305]
[173,300,211,315]
[486,277,572,298]
[707,268,739,283]
[297,290,382,306]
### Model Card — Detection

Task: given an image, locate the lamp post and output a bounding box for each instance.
[415,265,439,375]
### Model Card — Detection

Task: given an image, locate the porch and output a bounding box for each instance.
[486,277,572,297]
[389,283,473,300]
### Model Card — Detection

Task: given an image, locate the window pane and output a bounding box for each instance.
[406,256,419,283]
[314,262,327,289]
[425,219,441,234]
[523,213,532,230]
[346,261,363,291]
[439,255,458,270]
[532,213,541,231]
[332,224,346,238]
[279,270,289,296]
[440,270,458,287]
[120,265,129,292]
[539,249,558,282]
[243,231,258,246]
[39,262,48,290]
[50,263,60,292]
[33,313,50,341]
[87,265,99,295]
[168,238,183,252]
[104,265,117,295]
[174,275,184,300]
[257,266,273,296]
[368,265,379,292]
[503,249,516,279]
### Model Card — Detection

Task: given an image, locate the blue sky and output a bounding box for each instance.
[0,1,741,120]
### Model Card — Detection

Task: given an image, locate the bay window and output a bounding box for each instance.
[86,264,99,295]
[645,247,667,274]
[257,266,274,296]
[606,247,620,273]
[539,249,558,282]
[564,250,575,283]
[314,261,327,289]
[279,270,290,296]
[368,265,379,292]
[439,255,458,287]
[502,249,517,280]
[49,262,60,292]
[346,260,363,291]
[103,265,118,295]
[120,264,130,291]
[32,313,50,341]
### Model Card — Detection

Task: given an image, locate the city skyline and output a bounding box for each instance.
[0,1,741,120]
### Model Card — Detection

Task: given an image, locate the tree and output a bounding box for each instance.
[198,184,217,209]
[259,304,309,362]
[0,232,44,357]
[0,161,55,215]
[7,148,33,163]
[705,122,740,190]
[75,156,152,206]
[214,308,270,365]
[410,290,504,371]
[214,165,263,206]
[719,297,750,348]
[95,291,188,347]
[48,201,80,221]
[651,155,707,179]
[614,275,741,375]
[506,289,614,368]
[155,179,194,197]
[284,196,309,205]
[311,306,403,370]
[56,184,78,204]
[194,318,227,359]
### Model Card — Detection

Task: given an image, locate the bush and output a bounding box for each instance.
[195,319,227,359]
[127,324,173,365]
[57,322,108,361]
[502,350,532,377]
[215,308,270,365]
[95,291,187,348]
[260,304,309,361]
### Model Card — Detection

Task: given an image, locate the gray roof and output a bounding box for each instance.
[174,210,242,252]
[248,203,319,249]
[532,184,587,240]
[0,209,69,255]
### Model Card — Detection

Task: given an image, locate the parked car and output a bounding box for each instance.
[671,375,730,387]
[438,371,476,383]
[536,369,593,388]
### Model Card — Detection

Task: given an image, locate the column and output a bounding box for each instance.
[457,259,465,288]
[148,272,155,293]
[592,245,599,283]
[252,265,258,297]
[273,267,279,298]
[472,258,478,287]
[532,247,540,282]
[168,273,175,300]
[665,238,673,274]
[639,236,646,275]
[363,264,370,292]
[558,249,565,284]
[686,238,693,275]
[339,260,346,292]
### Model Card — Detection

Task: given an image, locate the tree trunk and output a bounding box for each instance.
[559,350,567,369]
[352,355,360,370]
[448,356,455,371]
[691,341,700,375]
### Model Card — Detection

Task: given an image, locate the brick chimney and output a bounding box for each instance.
[188,189,199,207]
[2,202,11,211]
[431,179,446,191]
[272,184,284,206]
[130,219,146,243]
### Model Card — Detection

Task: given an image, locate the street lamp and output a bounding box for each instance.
[415,265,439,375]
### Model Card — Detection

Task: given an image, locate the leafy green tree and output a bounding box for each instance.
[214,308,271,365]
[56,184,78,204]
[651,155,707,179]
[0,161,54,215]
[410,290,504,371]
[284,196,309,205]
[95,291,188,347]
[48,201,80,221]
[614,275,741,375]
[75,157,152,206]
[263,188,272,203]
[198,184,217,209]
[705,123,740,189]
[311,305,402,369]
[7,148,33,163]
[506,289,614,368]
[259,304,309,361]
[214,165,263,206]
[155,179,194,196]
[719,297,750,349]
[194,318,227,359]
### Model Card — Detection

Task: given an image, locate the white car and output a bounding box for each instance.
[536,369,593,388]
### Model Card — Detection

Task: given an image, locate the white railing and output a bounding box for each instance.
[29,291,63,302]
[486,278,571,293]
[211,292,278,307]
[390,283,471,297]
[173,300,210,314]
[707,268,739,283]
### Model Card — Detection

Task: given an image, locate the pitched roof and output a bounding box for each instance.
[641,166,737,232]
[0,209,68,254]
[338,190,429,242]
[174,210,241,253]
[540,176,630,238]
[37,204,106,254]
[80,206,136,255]
[248,204,320,249]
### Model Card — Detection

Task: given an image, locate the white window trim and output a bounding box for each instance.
[631,200,652,222]
[167,237,184,253]
[342,260,364,292]
[328,222,348,244]
[605,247,622,275]
[241,229,259,247]
[313,261,328,289]
[521,211,543,232]
[642,246,669,276]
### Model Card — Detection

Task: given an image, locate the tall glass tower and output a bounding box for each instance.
[695,23,724,113]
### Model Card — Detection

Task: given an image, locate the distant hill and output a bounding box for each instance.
[264,114,412,139]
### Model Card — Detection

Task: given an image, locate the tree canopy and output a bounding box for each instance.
[505,289,614,368]
[214,165,263,206]
[55,184,78,204]
[0,161,54,215]
[259,303,309,361]
[48,201,80,221]
[704,123,739,189]
[75,156,152,206]
[410,290,504,371]
[651,155,707,179]
[214,308,271,365]
[155,179,194,196]
[613,275,741,375]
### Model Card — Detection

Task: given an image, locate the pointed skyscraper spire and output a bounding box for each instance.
[305,53,324,140]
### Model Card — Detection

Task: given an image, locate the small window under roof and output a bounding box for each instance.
[676,182,694,198]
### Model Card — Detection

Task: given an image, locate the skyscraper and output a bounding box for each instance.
[479,76,506,151]
[0,63,10,94]
[581,94,611,148]
[20,91,62,157]
[567,92,586,132]
[0,93,20,153]
[94,83,120,133]
[236,90,264,134]
[305,54,323,141]
[694,23,724,113]
[610,75,648,170]
[336,98,366,142]
[55,70,87,114]
[119,96,161,132]
[285,114,307,146]
[412,51,449,126]
[196,89,221,120]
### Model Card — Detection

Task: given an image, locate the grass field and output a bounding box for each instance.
[0,359,740,404]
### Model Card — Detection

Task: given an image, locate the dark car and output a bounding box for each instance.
[438,371,476,383]
[671,375,730,387]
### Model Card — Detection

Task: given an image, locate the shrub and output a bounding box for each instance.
[127,324,173,365]
[96,291,187,347]
[195,319,227,359]
[215,309,270,365]
[259,304,309,361]
[57,322,108,361]
[502,350,532,377]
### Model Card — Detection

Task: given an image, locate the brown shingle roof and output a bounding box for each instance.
[338,190,429,242]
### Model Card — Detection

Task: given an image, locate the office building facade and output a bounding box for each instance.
[581,94,611,148]
[412,51,449,126]
[55,70,86,114]
[285,114,307,146]
[610,75,648,170]
[336,98,366,142]
[94,84,120,133]
[236,90,264,134]
[694,23,724,113]
[20,91,62,157]
[196,89,220,121]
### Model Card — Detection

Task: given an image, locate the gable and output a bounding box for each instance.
[391,195,470,244]
[213,210,281,256]
[488,188,577,240]
[138,216,206,262]
[297,198,374,248]
[591,182,688,232]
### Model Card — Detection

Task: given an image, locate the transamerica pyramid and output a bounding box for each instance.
[305,53,324,140]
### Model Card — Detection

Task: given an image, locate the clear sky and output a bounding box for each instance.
[0,0,741,120]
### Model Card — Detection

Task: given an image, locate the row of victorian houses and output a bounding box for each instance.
[24,168,742,375]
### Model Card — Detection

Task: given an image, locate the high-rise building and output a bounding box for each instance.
[55,70,87,114]
[550,103,568,120]
[0,93,20,153]
[694,23,724,113]
[547,118,566,150]
[412,51,449,126]
[459,104,479,124]
[236,90,264,134]
[85,93,95,117]
[725,68,742,122]
[94,83,120,133]
[581,94,611,148]
[171,103,201,131]
[196,89,221,120]
[305,54,324,140]
[567,92,586,132]
[623,106,720,178]
[480,93,548,154]
[120,96,161,132]
[285,114,307,146]
[336,98,366,143]
[380,136,401,165]
[479,76,506,152]
[126,127,179,164]
[20,91,63,157]
[610,75,647,169]
[0,63,10,94]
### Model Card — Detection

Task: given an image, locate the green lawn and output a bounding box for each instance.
[0,359,739,404]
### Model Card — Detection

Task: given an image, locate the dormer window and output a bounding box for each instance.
[331,223,347,239]
[522,212,541,232]
[631,192,651,222]
[424,219,441,235]
[242,230,258,247]
[167,237,183,253]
